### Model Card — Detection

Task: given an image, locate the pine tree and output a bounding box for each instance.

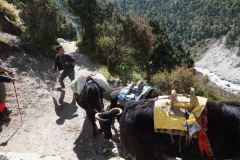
[67,0,113,48]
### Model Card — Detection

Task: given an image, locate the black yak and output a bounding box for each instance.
[120,99,240,160]
[75,81,121,139]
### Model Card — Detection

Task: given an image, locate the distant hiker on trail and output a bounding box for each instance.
[52,45,75,90]
[0,60,17,121]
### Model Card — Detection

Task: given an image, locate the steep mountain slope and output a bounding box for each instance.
[102,0,240,47]
[195,36,240,94]
[54,0,81,35]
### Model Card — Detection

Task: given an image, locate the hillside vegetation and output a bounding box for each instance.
[1,0,240,101]
[102,0,240,49]
[2,0,77,54]
[0,0,19,21]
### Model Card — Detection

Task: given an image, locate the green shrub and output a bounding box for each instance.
[236,37,240,46]
[0,34,6,42]
[76,36,83,48]
[131,70,144,84]
[99,65,116,84]
[152,65,197,94]
[95,36,114,64]
[114,62,130,85]
[99,64,145,87]
[194,85,221,100]
[0,0,19,21]
[152,65,240,101]
[20,0,76,49]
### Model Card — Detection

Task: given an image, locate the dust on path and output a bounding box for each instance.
[0,40,123,160]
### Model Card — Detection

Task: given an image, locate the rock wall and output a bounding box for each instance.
[0,12,22,35]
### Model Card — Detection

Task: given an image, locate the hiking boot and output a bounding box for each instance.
[0,116,11,121]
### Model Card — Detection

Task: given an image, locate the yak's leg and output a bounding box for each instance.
[86,112,98,136]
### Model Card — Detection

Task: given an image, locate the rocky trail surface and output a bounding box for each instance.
[0,38,125,160]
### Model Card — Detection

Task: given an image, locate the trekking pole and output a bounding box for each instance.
[13,82,23,122]
[0,120,23,146]
[0,82,23,146]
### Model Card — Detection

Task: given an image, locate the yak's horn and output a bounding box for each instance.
[109,108,122,116]
[95,113,109,122]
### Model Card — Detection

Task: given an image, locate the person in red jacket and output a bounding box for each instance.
[52,45,75,90]
[0,60,17,121]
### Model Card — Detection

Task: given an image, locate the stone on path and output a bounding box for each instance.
[0,152,62,160]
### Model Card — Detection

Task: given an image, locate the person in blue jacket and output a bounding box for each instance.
[0,62,17,121]
[52,45,75,90]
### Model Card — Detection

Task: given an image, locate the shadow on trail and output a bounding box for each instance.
[73,117,110,160]
[0,107,12,134]
[0,121,10,134]
[52,90,78,125]
[1,51,57,91]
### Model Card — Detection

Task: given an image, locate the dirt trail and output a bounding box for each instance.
[0,40,123,160]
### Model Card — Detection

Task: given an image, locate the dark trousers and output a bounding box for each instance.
[0,82,6,102]
[59,70,75,88]
[0,107,8,118]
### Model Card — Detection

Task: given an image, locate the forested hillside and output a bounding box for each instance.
[3,0,77,52]
[1,0,239,100]
[102,0,240,48]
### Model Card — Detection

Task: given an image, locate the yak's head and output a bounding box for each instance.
[95,108,122,139]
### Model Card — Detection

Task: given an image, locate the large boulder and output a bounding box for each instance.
[0,12,22,35]
[0,41,11,52]
[0,32,22,52]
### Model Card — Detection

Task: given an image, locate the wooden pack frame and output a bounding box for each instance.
[169,87,196,117]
